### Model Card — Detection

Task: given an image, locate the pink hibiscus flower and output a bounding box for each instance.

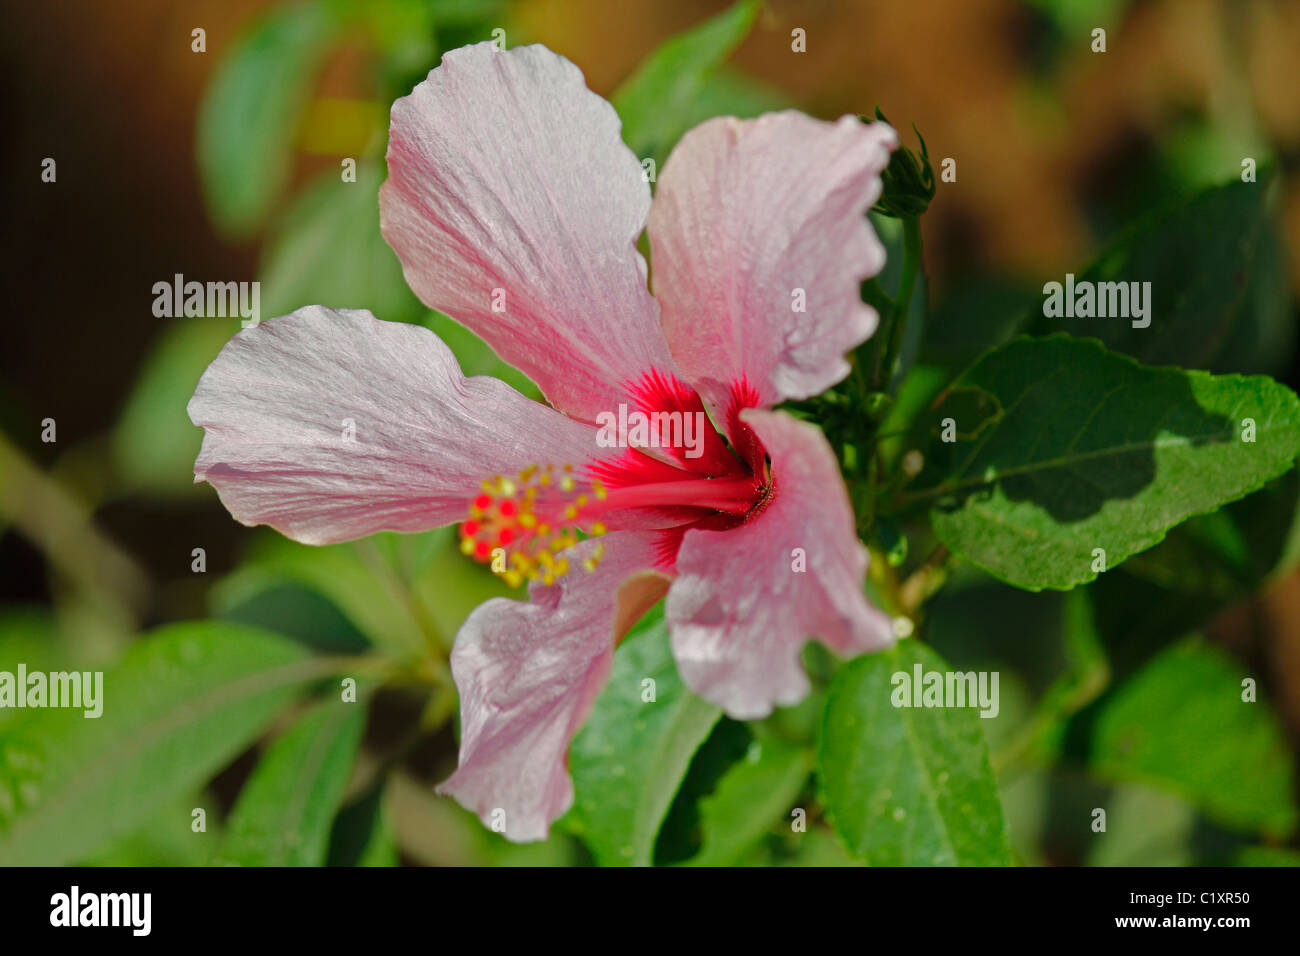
[189,42,898,841]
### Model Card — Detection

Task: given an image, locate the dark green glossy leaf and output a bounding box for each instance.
[919,335,1300,590]
[1036,177,1293,374]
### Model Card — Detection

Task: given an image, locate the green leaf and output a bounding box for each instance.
[78,792,222,866]
[1084,467,1300,679]
[818,640,1013,865]
[685,739,811,866]
[567,608,721,866]
[1235,846,1300,866]
[211,533,429,657]
[328,782,398,867]
[775,826,863,866]
[217,696,366,865]
[920,276,1040,374]
[1087,636,1297,837]
[197,2,337,237]
[918,335,1300,591]
[1026,0,1129,34]
[1085,783,1195,867]
[113,318,243,498]
[258,164,421,324]
[675,66,794,130]
[612,0,759,164]
[0,622,331,866]
[1036,177,1292,375]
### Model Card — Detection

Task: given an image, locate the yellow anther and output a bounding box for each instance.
[591,521,607,536]
[592,479,607,501]
[465,459,602,581]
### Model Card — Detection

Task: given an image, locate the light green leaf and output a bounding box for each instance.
[217,697,366,865]
[920,335,1300,591]
[567,608,721,866]
[676,66,794,130]
[1089,636,1297,837]
[78,792,222,866]
[211,533,429,657]
[1085,783,1195,867]
[0,622,331,866]
[775,826,863,866]
[612,0,759,164]
[197,2,337,237]
[686,739,811,866]
[258,164,421,323]
[113,318,243,498]
[818,640,1013,866]
[1235,846,1300,866]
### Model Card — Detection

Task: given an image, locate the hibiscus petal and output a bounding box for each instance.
[188,305,603,545]
[438,533,668,841]
[380,42,677,422]
[666,409,894,719]
[648,112,897,413]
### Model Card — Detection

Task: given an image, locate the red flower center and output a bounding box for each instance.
[460,372,769,586]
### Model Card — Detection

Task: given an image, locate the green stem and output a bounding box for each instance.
[852,216,924,537]
[874,216,923,391]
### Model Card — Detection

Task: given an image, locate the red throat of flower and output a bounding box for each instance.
[459,374,769,587]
